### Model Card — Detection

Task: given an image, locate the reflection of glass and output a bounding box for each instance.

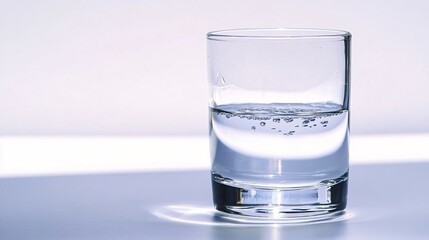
[207,28,351,218]
[152,204,351,226]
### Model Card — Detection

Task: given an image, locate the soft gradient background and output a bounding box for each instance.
[1,0,428,136]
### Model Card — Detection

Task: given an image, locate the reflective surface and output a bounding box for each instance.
[0,162,428,239]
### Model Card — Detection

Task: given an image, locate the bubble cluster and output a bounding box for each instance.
[243,116,271,120]
[284,131,295,136]
[213,103,347,137]
[284,117,294,123]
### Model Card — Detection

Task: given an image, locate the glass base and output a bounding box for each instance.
[212,173,348,219]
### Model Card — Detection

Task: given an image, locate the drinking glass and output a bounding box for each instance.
[207,28,351,219]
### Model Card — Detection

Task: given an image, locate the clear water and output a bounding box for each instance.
[209,102,349,188]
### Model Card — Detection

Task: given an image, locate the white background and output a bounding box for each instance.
[0,0,428,136]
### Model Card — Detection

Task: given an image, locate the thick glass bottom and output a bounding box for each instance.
[212,172,348,219]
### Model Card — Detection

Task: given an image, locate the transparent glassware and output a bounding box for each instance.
[207,28,351,219]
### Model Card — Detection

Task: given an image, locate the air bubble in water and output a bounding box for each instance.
[273,118,280,123]
[323,125,327,127]
[284,130,295,136]
[321,121,328,124]
[283,117,293,123]
[302,120,310,124]
[260,122,266,126]
[251,126,256,130]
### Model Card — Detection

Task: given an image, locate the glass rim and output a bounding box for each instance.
[207,28,351,41]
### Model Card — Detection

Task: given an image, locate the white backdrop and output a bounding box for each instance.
[0,0,428,135]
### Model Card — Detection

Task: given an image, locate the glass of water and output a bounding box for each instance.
[207,28,351,219]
